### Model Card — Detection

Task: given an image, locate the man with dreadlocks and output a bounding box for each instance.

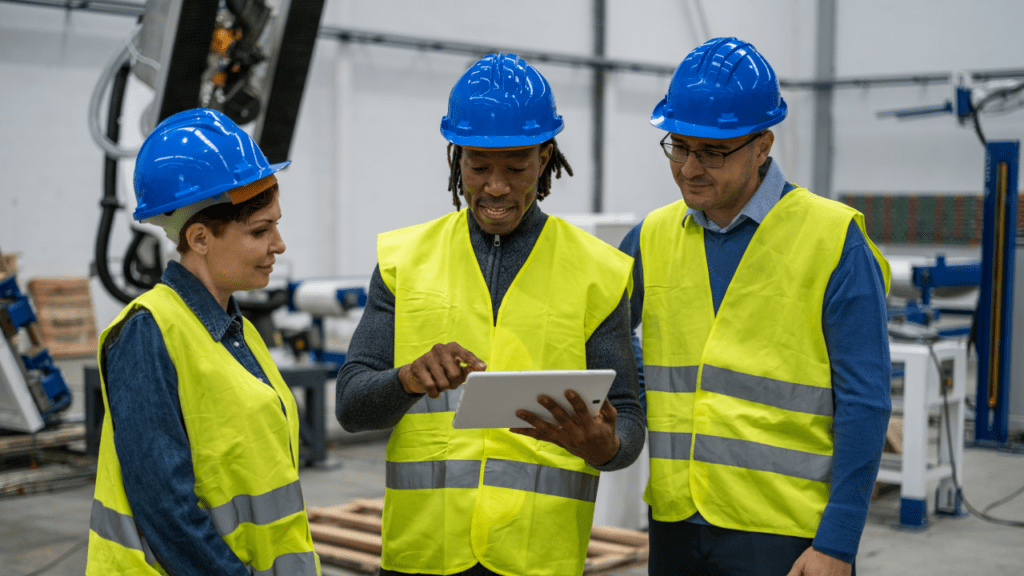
[336,53,644,576]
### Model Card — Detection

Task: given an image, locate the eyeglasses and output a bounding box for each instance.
[659,132,764,168]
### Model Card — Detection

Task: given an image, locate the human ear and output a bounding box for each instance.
[186,223,210,256]
[538,143,553,170]
[757,130,775,163]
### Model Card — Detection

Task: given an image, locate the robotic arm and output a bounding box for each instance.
[90,0,326,303]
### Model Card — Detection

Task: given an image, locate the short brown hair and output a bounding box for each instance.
[177,184,279,254]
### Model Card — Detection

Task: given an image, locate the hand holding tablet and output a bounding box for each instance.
[451,370,615,429]
[451,369,620,466]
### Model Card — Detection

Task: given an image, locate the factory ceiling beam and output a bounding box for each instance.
[5,0,1024,89]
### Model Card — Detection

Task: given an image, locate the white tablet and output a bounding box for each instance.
[451,369,616,429]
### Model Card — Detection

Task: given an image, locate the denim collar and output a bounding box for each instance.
[687,158,787,233]
[161,260,243,340]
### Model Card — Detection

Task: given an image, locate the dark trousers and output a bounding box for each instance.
[648,509,855,576]
[379,564,498,576]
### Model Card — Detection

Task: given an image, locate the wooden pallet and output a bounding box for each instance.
[0,246,16,281]
[0,423,94,497]
[0,422,86,457]
[308,498,649,575]
[27,277,98,358]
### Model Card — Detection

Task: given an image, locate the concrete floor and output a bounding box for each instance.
[2,359,1023,575]
[4,438,1023,575]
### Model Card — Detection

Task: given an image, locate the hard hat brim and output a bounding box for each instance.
[440,126,563,149]
[651,98,787,139]
[133,160,290,221]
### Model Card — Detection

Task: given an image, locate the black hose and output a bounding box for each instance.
[94,61,135,304]
[122,227,161,290]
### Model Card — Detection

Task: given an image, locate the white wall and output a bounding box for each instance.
[833,0,1024,194]
[1,0,1022,330]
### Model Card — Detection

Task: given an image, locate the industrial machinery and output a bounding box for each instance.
[89,0,326,304]
[882,332,967,528]
[882,143,1020,527]
[284,279,368,366]
[0,275,72,433]
[878,72,1023,528]
[881,75,1023,445]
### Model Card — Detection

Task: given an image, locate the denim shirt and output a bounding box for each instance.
[102,260,272,575]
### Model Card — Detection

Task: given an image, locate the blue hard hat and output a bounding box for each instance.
[440,53,563,147]
[132,108,290,221]
[651,37,787,139]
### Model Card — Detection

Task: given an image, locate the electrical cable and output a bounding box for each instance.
[121,227,161,290]
[983,483,1024,515]
[95,60,139,304]
[917,339,1024,528]
[21,537,88,576]
[969,103,987,147]
[87,26,143,159]
[974,82,1024,116]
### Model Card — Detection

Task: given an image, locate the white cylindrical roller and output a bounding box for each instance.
[292,279,366,317]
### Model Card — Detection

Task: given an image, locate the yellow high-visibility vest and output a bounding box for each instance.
[641,188,889,537]
[378,210,633,576]
[86,284,320,575]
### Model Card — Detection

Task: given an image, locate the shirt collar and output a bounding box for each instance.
[161,260,244,340]
[466,199,545,242]
[686,158,787,233]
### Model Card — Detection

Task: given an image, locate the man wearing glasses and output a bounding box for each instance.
[618,37,891,576]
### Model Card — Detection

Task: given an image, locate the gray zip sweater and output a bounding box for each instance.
[335,201,645,471]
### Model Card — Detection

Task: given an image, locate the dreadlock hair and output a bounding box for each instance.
[446,138,573,210]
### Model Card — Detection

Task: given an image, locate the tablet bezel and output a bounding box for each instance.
[450,369,616,429]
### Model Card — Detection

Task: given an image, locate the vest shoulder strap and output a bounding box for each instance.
[378,211,466,293]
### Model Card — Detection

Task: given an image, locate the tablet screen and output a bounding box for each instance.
[451,369,615,429]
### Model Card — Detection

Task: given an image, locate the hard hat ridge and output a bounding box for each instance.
[441,52,564,148]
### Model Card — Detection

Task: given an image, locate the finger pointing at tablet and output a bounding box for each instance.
[399,342,486,398]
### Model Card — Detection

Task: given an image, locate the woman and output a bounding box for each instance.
[86,108,320,576]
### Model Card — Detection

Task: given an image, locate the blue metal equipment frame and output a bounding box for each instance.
[0,275,72,424]
[974,141,1020,445]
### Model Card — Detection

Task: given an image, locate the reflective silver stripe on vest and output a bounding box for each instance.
[648,431,692,460]
[250,550,318,576]
[89,499,157,564]
[645,365,699,394]
[482,458,599,502]
[693,434,832,483]
[386,459,482,490]
[406,387,465,414]
[700,365,833,416]
[206,480,305,536]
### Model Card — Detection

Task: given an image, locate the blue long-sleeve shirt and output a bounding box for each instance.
[101,260,274,576]
[618,159,891,563]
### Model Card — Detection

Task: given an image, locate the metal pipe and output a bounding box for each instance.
[591,0,606,213]
[5,0,1024,89]
[812,0,836,199]
[2,0,145,17]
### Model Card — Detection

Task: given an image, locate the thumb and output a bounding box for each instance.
[598,398,617,421]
